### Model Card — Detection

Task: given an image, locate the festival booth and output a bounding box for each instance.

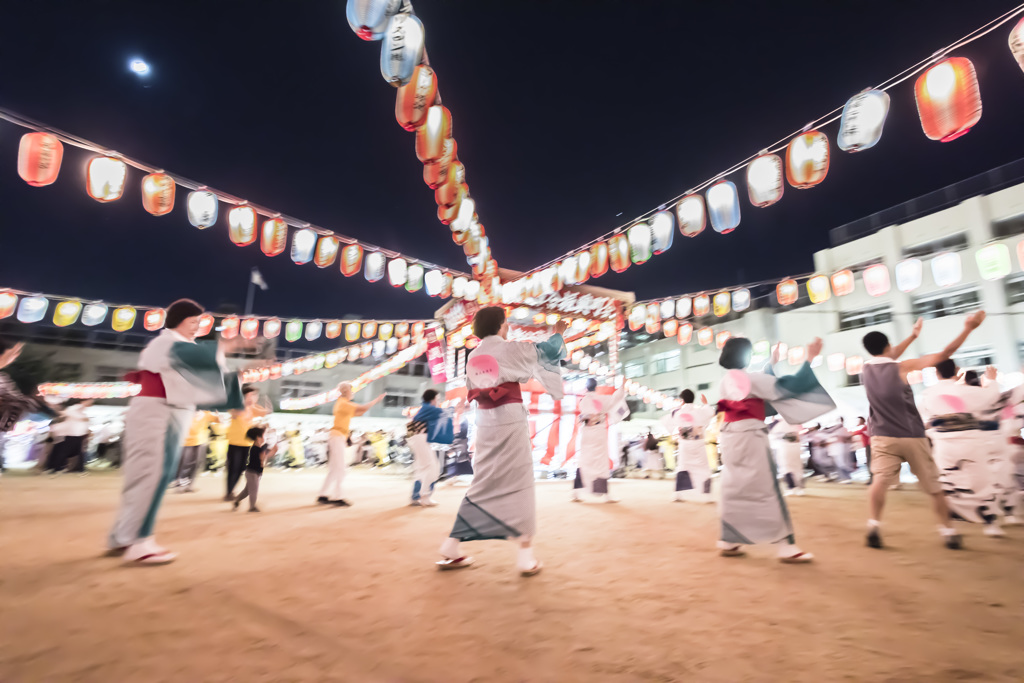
[435,276,633,475]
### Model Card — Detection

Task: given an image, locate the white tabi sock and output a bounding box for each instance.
[516,546,537,570]
[867,519,881,529]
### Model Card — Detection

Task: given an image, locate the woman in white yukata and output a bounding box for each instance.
[437,307,567,577]
[715,337,834,563]
[572,378,628,503]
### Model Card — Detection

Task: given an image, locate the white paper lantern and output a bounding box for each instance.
[650,210,675,254]
[291,228,317,265]
[707,181,740,234]
[746,153,784,207]
[187,190,219,228]
[838,89,890,152]
[380,13,425,87]
[895,258,923,293]
[931,252,962,288]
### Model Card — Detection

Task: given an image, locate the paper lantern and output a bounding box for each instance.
[786,131,829,189]
[326,321,342,339]
[697,327,713,346]
[732,288,751,312]
[228,206,258,246]
[285,320,303,343]
[707,181,741,234]
[345,322,361,342]
[240,318,260,340]
[424,138,456,189]
[976,243,1011,281]
[572,251,591,284]
[645,303,661,334]
[364,252,386,282]
[609,234,631,273]
[788,347,806,366]
[18,133,63,187]
[676,297,692,318]
[831,270,855,297]
[746,153,784,207]
[86,156,127,202]
[220,316,240,340]
[315,236,340,268]
[53,301,82,327]
[371,340,386,357]
[261,218,288,257]
[396,64,437,130]
[1012,17,1024,72]
[263,318,281,339]
[363,321,378,339]
[915,58,982,142]
[753,340,771,361]
[713,291,731,317]
[660,299,675,319]
[895,258,923,293]
[305,321,323,341]
[406,263,424,292]
[716,331,732,350]
[141,173,175,216]
[423,269,444,297]
[346,0,401,40]
[412,321,425,339]
[846,356,864,376]
[187,190,218,228]
[628,222,653,264]
[452,276,468,298]
[291,228,317,265]
[346,346,360,362]
[440,274,454,299]
[676,195,706,238]
[776,279,799,306]
[650,211,675,254]
[338,243,364,277]
[111,305,136,331]
[144,309,166,331]
[378,322,394,341]
[436,179,468,208]
[387,258,408,287]
[931,252,962,287]
[325,352,339,369]
[827,353,846,372]
[465,279,482,301]
[628,305,645,331]
[451,197,476,235]
[380,13,425,86]
[0,292,17,320]
[693,294,710,317]
[807,275,831,304]
[838,89,890,152]
[590,242,610,277]
[863,264,891,297]
[81,303,107,326]
[386,337,398,354]
[197,314,215,337]
[663,319,678,338]
[396,322,410,337]
[415,105,452,163]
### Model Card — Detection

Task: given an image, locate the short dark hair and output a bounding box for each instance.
[963,370,980,387]
[585,378,598,392]
[165,299,204,330]
[422,389,439,402]
[245,426,266,441]
[472,306,506,339]
[0,335,12,354]
[862,331,890,356]
[242,386,258,396]
[719,338,752,370]
[680,389,695,403]
[935,359,957,379]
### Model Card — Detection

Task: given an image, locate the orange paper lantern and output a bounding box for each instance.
[263,318,281,339]
[229,206,258,246]
[315,236,340,268]
[18,132,64,187]
[143,308,166,331]
[831,270,855,297]
[325,321,342,339]
[590,242,609,278]
[340,244,364,277]
[777,279,799,306]
[197,314,215,337]
[241,318,260,340]
[415,105,452,164]
[423,138,456,189]
[677,323,693,345]
[915,57,982,142]
[141,173,175,216]
[609,235,630,273]
[261,218,288,257]
[786,131,830,189]
[396,64,437,131]
[221,315,240,340]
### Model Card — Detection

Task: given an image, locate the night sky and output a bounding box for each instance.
[1,1,1023,322]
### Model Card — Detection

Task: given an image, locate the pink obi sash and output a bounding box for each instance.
[467,382,523,410]
[718,398,765,423]
[124,370,166,399]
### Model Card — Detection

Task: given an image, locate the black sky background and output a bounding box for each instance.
[1,1,1023,322]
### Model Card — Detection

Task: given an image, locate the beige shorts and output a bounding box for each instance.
[869,436,941,495]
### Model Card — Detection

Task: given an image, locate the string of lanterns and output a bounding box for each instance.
[0,285,435,344]
[38,382,141,401]
[279,341,427,410]
[504,7,1024,293]
[344,0,501,299]
[4,107,473,299]
[566,350,679,412]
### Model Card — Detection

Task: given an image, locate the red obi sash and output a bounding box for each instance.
[718,398,765,423]
[467,381,522,410]
[124,370,166,399]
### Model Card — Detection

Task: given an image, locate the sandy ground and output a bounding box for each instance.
[0,468,1022,683]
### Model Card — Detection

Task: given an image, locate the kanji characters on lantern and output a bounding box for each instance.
[141,173,175,216]
[838,89,890,152]
[315,236,340,267]
[380,13,425,86]
[786,131,829,188]
[261,218,288,257]
[396,64,437,130]
[18,133,64,187]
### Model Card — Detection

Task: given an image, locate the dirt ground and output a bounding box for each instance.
[0,468,1021,683]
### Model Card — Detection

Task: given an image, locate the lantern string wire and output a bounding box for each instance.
[0,108,470,278]
[517,2,1024,279]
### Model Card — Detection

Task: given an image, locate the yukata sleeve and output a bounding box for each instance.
[748,362,835,426]
[530,334,567,400]
[169,341,244,411]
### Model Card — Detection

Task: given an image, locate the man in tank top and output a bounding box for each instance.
[860,311,986,551]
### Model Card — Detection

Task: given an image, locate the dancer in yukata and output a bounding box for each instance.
[770,418,806,496]
[437,307,567,577]
[572,378,628,503]
[715,337,835,564]
[665,389,716,503]
[108,299,243,565]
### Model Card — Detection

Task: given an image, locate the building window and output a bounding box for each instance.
[838,305,893,332]
[384,394,416,409]
[911,288,981,320]
[650,350,681,374]
[697,382,711,391]
[846,374,862,388]
[953,347,995,370]
[626,399,643,415]
[624,361,646,379]
[992,215,1024,239]
[1005,276,1024,305]
[901,232,968,259]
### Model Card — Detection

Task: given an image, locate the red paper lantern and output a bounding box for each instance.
[18,133,64,187]
[677,322,693,345]
[663,319,678,338]
[221,315,240,340]
[396,64,437,131]
[315,236,339,268]
[141,173,175,216]
[396,322,410,337]
[438,203,459,225]
[786,131,830,189]
[326,321,342,339]
[777,279,799,306]
[697,327,713,346]
[261,218,288,257]
[609,235,630,273]
[241,318,260,340]
[340,244,364,277]
[197,314,215,337]
[590,242,609,278]
[435,180,468,208]
[645,303,661,334]
[423,138,456,189]
[914,57,982,142]
[143,308,166,331]
[263,318,281,339]
[0,291,16,319]
[415,105,452,163]
[363,322,378,339]
[831,270,855,297]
